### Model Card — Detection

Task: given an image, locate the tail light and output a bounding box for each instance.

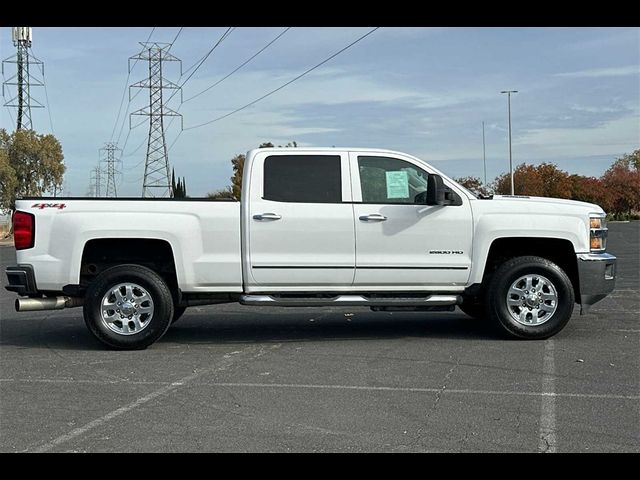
[13,211,35,250]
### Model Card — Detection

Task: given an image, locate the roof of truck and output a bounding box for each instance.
[247,147,421,157]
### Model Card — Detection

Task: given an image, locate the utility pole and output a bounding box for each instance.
[2,27,45,130]
[500,90,518,195]
[482,121,487,186]
[129,42,182,198]
[99,142,122,197]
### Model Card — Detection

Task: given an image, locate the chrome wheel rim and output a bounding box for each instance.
[506,274,558,326]
[100,283,154,335]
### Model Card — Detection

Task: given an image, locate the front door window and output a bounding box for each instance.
[358,156,428,204]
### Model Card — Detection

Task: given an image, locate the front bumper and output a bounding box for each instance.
[577,253,616,311]
[5,264,38,296]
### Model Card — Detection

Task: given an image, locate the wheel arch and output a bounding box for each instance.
[474,237,580,303]
[79,238,179,296]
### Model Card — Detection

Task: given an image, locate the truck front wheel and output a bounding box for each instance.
[83,264,174,350]
[485,256,575,339]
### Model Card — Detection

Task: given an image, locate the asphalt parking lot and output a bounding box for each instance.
[0,222,638,452]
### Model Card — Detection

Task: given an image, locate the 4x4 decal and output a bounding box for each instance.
[31,203,67,210]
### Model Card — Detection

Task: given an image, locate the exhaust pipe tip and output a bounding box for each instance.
[15,296,83,312]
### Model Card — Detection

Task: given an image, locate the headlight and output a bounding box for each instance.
[589,214,607,252]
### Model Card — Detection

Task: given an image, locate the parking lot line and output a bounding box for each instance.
[2,377,638,401]
[170,381,640,401]
[30,381,185,453]
[26,344,279,453]
[539,339,557,453]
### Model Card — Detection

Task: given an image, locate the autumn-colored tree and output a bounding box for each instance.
[492,162,573,198]
[535,163,573,199]
[600,149,640,217]
[493,164,545,196]
[569,174,608,209]
[454,176,492,197]
[229,141,297,201]
[0,128,65,213]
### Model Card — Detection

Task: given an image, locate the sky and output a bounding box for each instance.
[1,26,639,197]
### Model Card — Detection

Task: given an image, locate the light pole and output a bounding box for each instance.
[482,121,487,186]
[501,90,518,195]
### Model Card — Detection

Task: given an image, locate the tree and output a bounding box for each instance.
[600,149,640,217]
[171,168,187,198]
[569,174,608,209]
[493,164,544,196]
[207,186,235,199]
[229,141,297,201]
[230,154,245,201]
[454,176,492,197]
[0,128,65,213]
[492,162,571,198]
[0,132,18,214]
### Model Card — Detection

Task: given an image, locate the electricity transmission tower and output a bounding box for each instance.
[129,42,182,198]
[90,165,104,198]
[2,27,44,130]
[99,142,122,197]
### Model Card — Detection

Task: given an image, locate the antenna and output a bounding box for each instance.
[2,27,45,130]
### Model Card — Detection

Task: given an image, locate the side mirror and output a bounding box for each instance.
[422,174,462,206]
[426,174,446,205]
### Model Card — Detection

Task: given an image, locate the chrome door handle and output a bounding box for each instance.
[359,214,387,222]
[253,213,282,221]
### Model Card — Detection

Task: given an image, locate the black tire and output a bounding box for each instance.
[171,306,187,324]
[458,300,487,320]
[83,264,175,350]
[485,256,575,339]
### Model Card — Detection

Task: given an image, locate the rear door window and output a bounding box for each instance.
[264,155,342,203]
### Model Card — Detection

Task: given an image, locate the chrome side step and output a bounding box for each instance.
[239,294,461,307]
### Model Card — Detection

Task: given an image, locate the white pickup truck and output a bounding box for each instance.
[5,147,616,349]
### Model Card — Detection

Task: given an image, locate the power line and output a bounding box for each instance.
[116,116,148,162]
[165,27,234,105]
[168,27,184,51]
[184,27,380,131]
[153,27,234,154]
[42,73,54,135]
[167,129,183,152]
[109,27,156,143]
[1,70,16,127]
[180,27,234,79]
[183,27,291,104]
[30,48,55,135]
[115,87,144,145]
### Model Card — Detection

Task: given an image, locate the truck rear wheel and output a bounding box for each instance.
[83,264,174,350]
[485,256,574,339]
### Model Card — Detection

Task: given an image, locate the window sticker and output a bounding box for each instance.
[385,170,409,199]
